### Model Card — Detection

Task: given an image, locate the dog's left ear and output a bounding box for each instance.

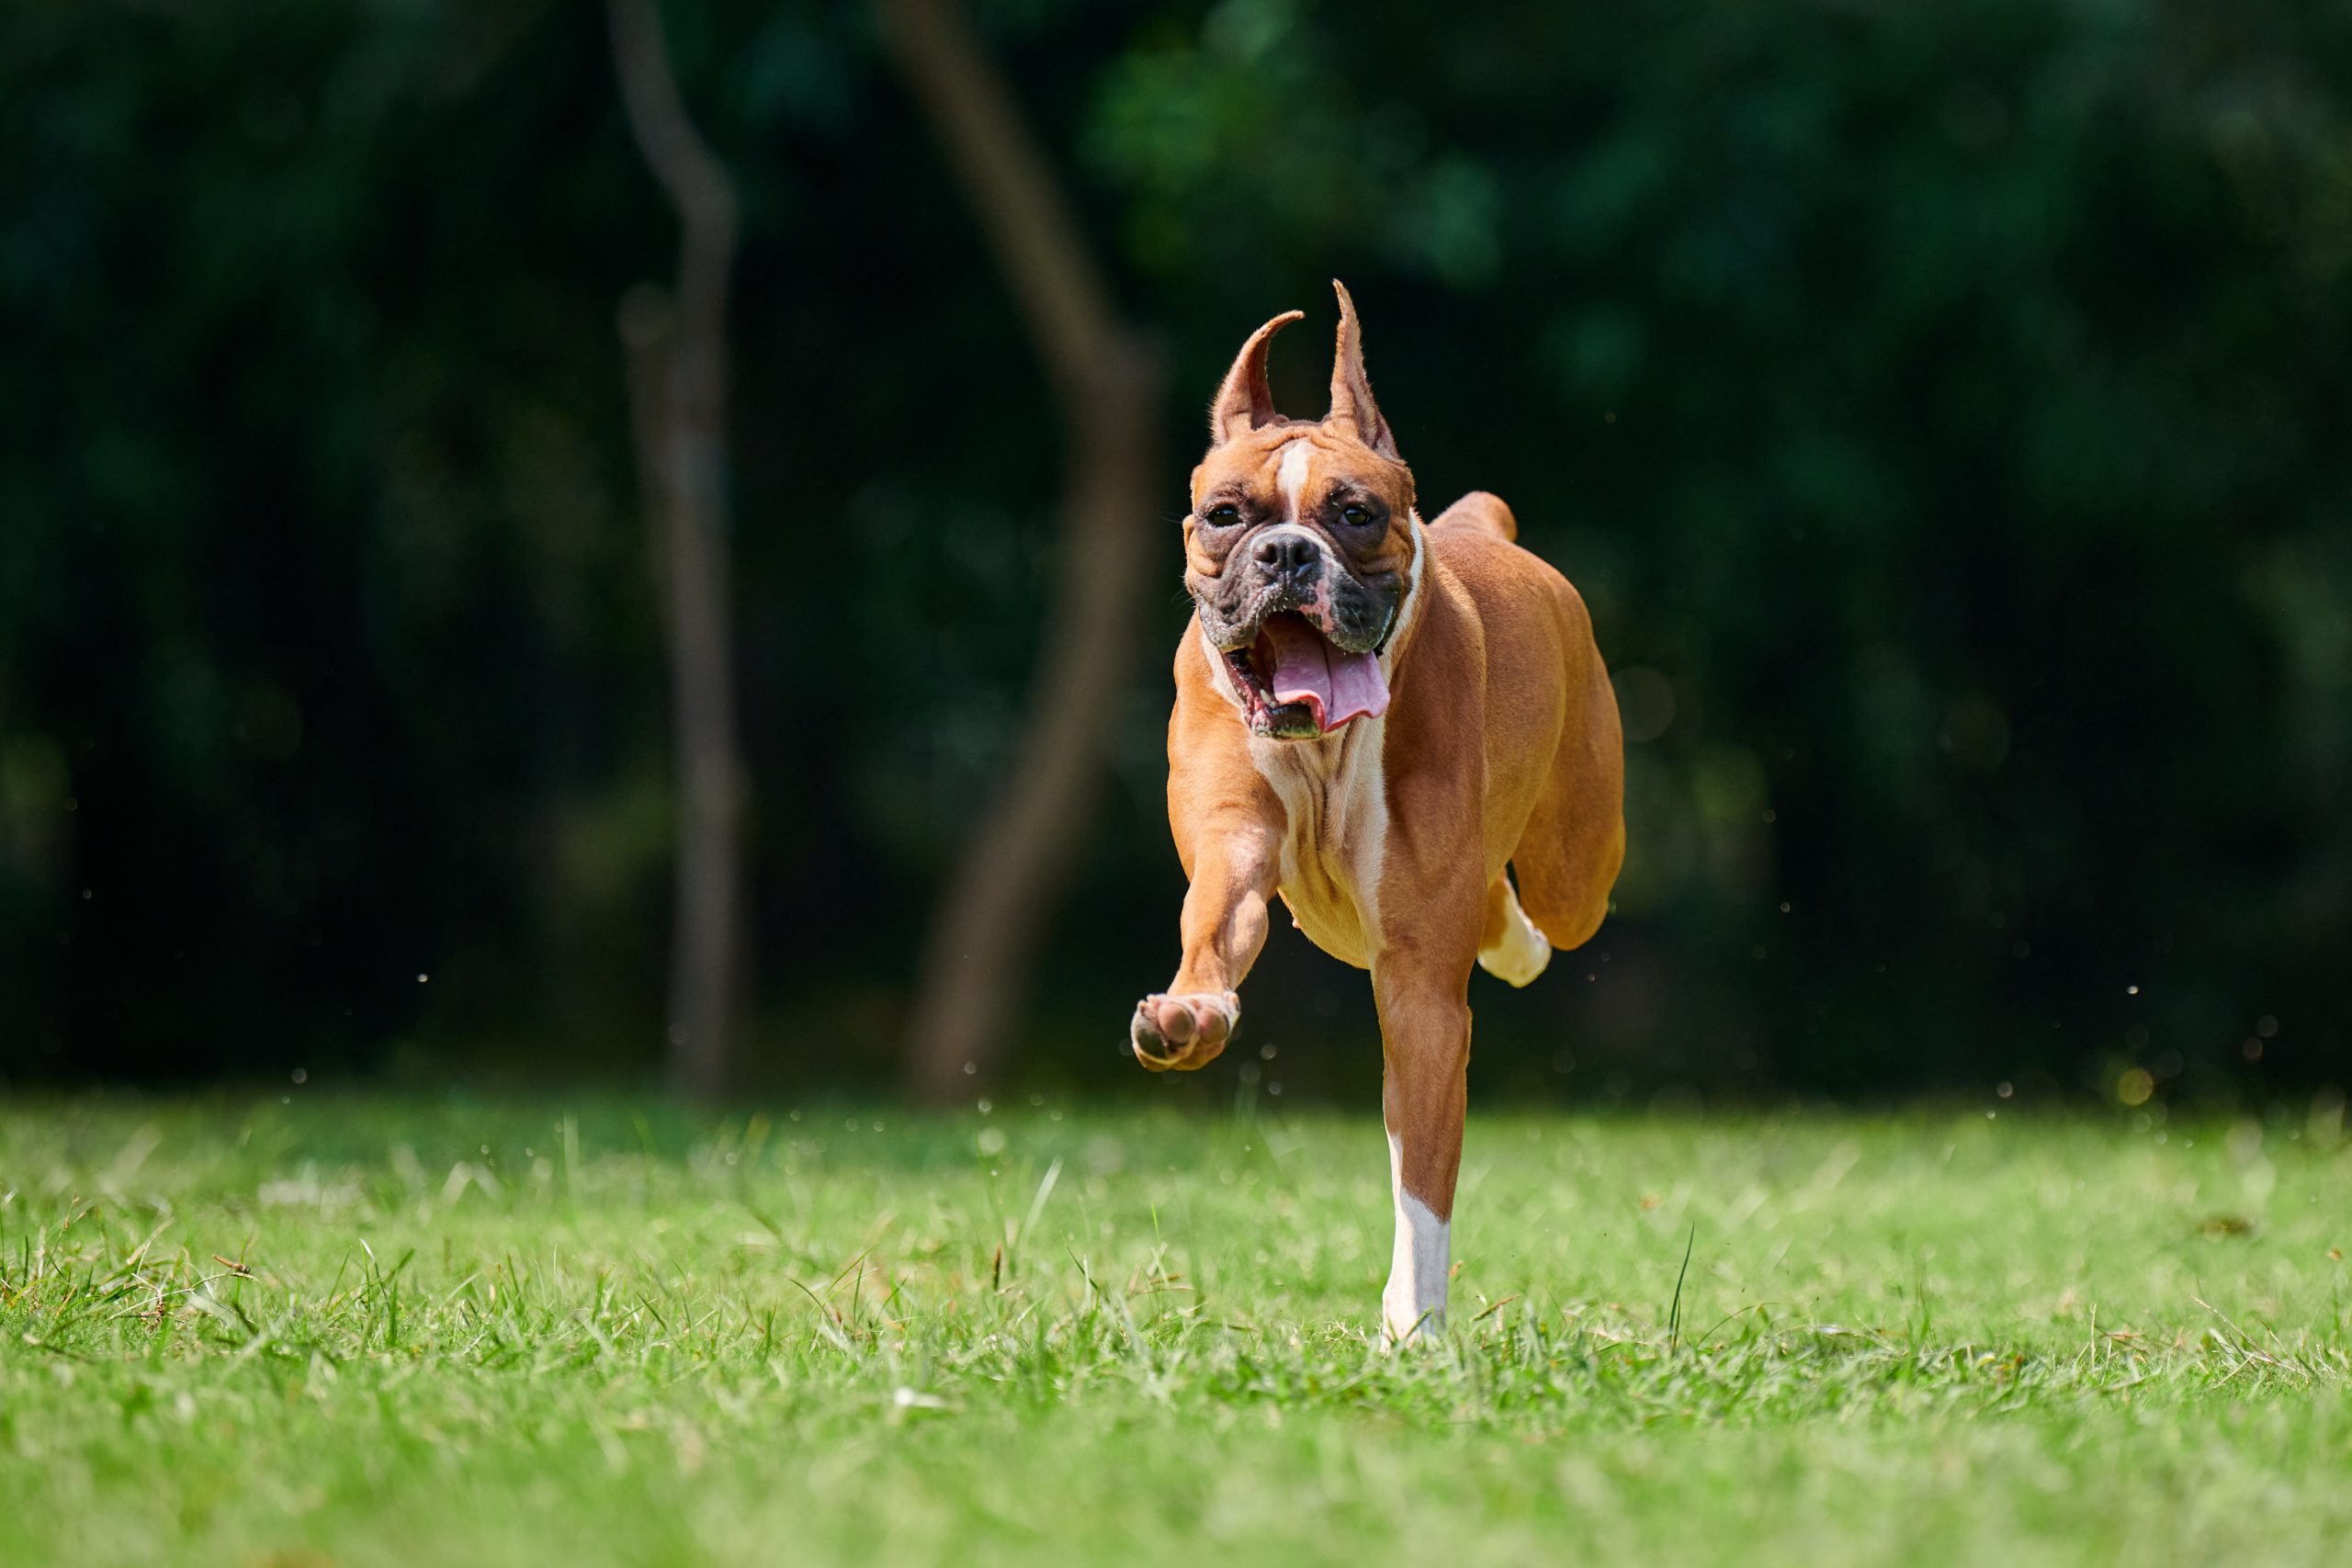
[1326,280,1399,461]
[1210,310,1306,445]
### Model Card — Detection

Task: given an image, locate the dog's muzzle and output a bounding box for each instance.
[1197,530,1400,738]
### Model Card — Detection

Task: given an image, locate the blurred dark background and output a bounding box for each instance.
[5,0,2348,1105]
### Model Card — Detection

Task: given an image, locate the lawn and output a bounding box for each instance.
[3,1093,2347,1567]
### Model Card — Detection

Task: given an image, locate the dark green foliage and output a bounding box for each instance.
[2,1,2346,1096]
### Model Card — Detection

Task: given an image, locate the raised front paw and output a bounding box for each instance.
[1129,991,1238,1071]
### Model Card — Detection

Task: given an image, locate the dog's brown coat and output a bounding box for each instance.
[1134,284,1625,1337]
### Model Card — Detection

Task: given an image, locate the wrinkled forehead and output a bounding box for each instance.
[1191,425,1410,510]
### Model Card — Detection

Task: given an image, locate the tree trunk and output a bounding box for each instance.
[608,0,746,1100]
[877,0,1168,1102]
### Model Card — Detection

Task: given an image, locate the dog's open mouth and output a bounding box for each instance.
[1222,612,1391,736]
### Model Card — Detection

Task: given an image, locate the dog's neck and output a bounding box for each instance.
[1375,507,1430,685]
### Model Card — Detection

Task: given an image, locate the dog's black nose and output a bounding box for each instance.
[1254,531,1320,584]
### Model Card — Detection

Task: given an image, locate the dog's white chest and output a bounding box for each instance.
[1249,719,1389,969]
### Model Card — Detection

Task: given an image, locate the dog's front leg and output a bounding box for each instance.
[1374,946,1475,1344]
[1130,814,1279,1072]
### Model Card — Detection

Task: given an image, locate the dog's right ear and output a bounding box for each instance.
[1208,310,1305,445]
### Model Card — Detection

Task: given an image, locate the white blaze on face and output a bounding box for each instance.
[1383,1129,1451,1345]
[1276,436,1314,524]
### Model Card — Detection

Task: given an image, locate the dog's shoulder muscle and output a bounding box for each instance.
[1165,616,1282,879]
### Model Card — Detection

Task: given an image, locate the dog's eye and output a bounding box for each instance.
[1202,503,1242,528]
[1340,502,1375,527]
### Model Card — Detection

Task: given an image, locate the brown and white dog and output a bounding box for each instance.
[1130,283,1625,1343]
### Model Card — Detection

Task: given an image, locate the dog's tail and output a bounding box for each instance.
[1427,491,1517,543]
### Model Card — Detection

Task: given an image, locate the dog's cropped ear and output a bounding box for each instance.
[1209,310,1305,445]
[1326,279,1399,460]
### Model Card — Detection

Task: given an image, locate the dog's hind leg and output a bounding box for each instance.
[1476,874,1551,987]
[1510,646,1625,952]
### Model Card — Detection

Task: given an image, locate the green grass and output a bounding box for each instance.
[4,1094,2349,1566]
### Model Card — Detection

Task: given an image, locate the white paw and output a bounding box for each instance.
[1476,896,1551,987]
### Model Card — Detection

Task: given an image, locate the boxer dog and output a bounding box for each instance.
[1129,283,1625,1344]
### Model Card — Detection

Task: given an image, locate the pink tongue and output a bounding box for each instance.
[1260,617,1391,732]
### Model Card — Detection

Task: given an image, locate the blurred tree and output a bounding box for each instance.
[608,0,748,1099]
[878,0,1167,1101]
[4,0,2346,1101]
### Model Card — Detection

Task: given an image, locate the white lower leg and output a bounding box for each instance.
[1476,880,1551,987]
[1383,1130,1451,1344]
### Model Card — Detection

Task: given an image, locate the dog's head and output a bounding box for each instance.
[1186,282,1421,740]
